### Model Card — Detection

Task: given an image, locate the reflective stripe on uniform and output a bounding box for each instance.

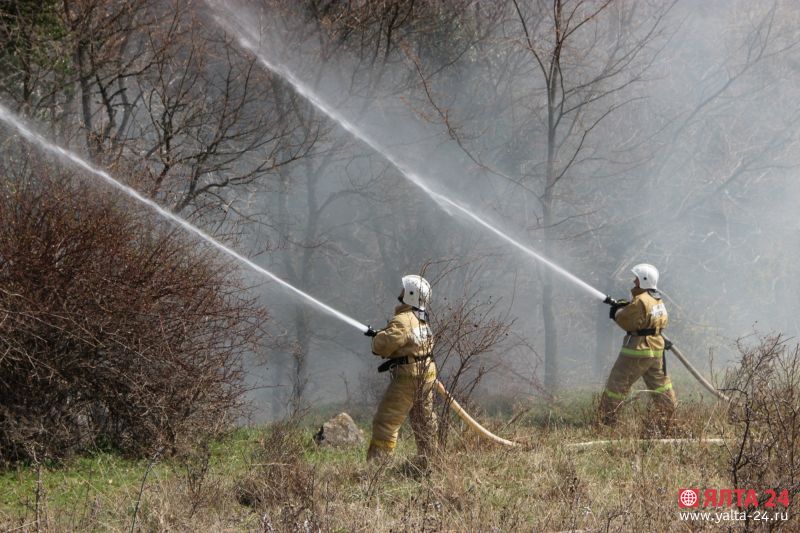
[620,347,663,358]
[369,438,397,450]
[652,382,673,394]
[604,389,627,400]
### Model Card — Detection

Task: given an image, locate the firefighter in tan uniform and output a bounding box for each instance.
[363,275,437,461]
[599,263,677,434]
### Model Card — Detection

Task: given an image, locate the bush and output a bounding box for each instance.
[235,420,320,529]
[0,171,267,462]
[723,335,800,530]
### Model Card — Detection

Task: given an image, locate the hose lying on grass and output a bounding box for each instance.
[432,334,728,450]
[566,438,726,449]
[435,380,519,447]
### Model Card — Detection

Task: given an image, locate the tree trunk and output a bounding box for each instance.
[542,49,559,393]
[75,39,97,159]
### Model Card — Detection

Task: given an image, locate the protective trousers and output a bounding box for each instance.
[367,361,438,461]
[599,354,677,434]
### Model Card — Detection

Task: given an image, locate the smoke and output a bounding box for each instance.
[216,0,800,413]
[4,0,800,419]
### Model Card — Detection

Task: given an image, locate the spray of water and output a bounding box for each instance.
[207,4,608,302]
[0,104,525,447]
[0,103,370,333]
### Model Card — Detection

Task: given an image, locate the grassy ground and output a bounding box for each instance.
[0,391,793,532]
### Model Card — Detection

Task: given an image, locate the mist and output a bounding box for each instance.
[2,0,799,421]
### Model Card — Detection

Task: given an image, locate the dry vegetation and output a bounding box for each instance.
[0,397,730,532]
[4,335,800,532]
[0,169,266,463]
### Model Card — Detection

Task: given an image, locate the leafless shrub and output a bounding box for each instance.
[0,169,267,462]
[235,420,320,530]
[425,262,516,449]
[723,334,800,530]
[179,442,211,519]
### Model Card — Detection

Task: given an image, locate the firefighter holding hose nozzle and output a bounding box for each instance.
[600,263,677,435]
[363,275,438,465]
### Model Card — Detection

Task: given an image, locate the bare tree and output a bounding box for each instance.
[127,4,320,218]
[600,0,800,356]
[503,0,674,392]
[2,0,321,228]
[246,0,480,410]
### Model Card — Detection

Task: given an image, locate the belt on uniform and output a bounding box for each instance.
[624,329,668,373]
[627,328,660,336]
[377,354,433,373]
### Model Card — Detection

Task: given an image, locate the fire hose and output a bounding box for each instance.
[0,100,723,452]
[434,380,518,447]
[662,335,730,402]
[383,311,731,450]
[603,297,730,403]
[368,326,519,447]
[566,438,726,449]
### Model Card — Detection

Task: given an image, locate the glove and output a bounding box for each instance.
[608,300,629,319]
[364,326,378,337]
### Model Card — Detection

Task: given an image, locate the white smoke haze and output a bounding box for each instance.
[2,0,800,420]
[203,1,798,413]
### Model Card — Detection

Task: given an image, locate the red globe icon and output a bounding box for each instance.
[679,489,699,508]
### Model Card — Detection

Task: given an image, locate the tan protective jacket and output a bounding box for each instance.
[614,287,668,357]
[371,304,434,359]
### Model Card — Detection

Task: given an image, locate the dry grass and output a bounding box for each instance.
[0,397,743,532]
[4,337,800,531]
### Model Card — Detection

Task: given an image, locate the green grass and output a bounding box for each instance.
[1,452,155,513]
[0,426,268,529]
[0,393,782,532]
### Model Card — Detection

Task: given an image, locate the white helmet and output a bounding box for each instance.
[401,275,431,311]
[631,263,659,290]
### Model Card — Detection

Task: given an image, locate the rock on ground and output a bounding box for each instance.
[313,412,365,448]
